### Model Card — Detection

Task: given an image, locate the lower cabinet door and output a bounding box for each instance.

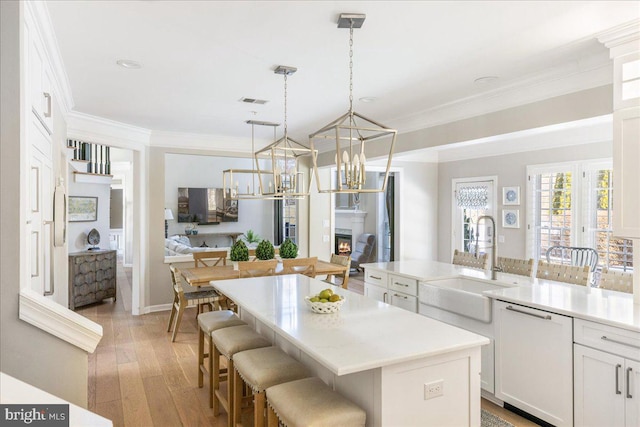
[364,283,387,303]
[574,344,625,427]
[390,292,417,312]
[494,301,573,427]
[626,359,640,427]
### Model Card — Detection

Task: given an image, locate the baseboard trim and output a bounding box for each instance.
[145,303,172,313]
[481,390,503,406]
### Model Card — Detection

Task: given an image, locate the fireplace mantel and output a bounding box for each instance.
[335,209,367,242]
[335,209,367,219]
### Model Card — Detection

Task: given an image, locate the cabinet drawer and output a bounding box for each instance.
[365,269,387,287]
[389,274,417,296]
[574,318,640,361]
[390,292,417,312]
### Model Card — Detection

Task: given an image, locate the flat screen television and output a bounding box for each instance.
[177,187,238,224]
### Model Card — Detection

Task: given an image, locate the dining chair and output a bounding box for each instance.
[546,245,598,276]
[237,259,278,278]
[497,256,534,277]
[535,260,590,286]
[452,249,488,270]
[282,257,318,278]
[598,267,633,293]
[323,254,351,289]
[193,250,228,267]
[167,265,224,342]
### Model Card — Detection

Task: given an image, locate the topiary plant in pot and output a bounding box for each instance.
[255,239,275,260]
[229,240,249,262]
[279,238,298,259]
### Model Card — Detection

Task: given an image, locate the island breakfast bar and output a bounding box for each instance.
[212,274,489,427]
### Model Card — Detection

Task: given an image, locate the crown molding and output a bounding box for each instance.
[66,111,151,150]
[597,19,640,53]
[149,130,272,154]
[390,50,612,135]
[25,1,74,115]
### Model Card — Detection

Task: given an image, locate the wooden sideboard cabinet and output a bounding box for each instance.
[69,250,117,310]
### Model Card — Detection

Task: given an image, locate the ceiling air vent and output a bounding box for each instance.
[240,97,268,105]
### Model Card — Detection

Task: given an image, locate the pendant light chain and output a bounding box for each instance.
[349,21,354,113]
[283,72,288,139]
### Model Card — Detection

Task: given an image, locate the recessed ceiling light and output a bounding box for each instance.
[116,59,141,69]
[474,76,499,85]
[359,96,378,103]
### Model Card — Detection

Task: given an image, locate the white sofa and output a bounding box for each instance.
[164,235,226,256]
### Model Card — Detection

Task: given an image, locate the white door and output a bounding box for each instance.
[574,344,625,427]
[626,359,640,427]
[364,283,387,303]
[452,178,496,259]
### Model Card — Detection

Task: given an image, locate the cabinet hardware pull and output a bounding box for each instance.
[505,305,551,320]
[383,292,387,303]
[616,364,622,394]
[627,367,633,399]
[393,293,408,299]
[370,275,381,280]
[44,277,54,296]
[601,336,640,350]
[43,92,52,118]
[43,220,54,225]
[394,282,408,287]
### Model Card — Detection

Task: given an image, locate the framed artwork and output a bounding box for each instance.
[502,209,520,228]
[502,186,520,205]
[68,196,98,222]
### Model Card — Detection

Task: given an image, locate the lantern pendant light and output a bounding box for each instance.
[309,13,397,194]
[255,65,315,199]
[223,119,279,200]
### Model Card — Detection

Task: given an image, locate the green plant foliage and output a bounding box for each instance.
[229,240,249,262]
[242,230,261,244]
[552,172,572,215]
[255,239,275,260]
[597,170,610,210]
[279,238,298,259]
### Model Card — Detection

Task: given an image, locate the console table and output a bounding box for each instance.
[68,249,117,310]
[182,232,242,247]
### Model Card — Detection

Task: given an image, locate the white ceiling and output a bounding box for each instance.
[46,1,639,146]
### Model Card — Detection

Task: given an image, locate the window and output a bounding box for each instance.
[452,178,497,257]
[283,198,297,244]
[527,160,633,272]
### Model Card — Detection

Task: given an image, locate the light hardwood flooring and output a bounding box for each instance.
[78,266,539,427]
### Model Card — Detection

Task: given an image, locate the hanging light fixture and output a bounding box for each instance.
[255,65,315,199]
[309,13,397,194]
[223,119,279,200]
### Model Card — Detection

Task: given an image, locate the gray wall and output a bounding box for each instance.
[437,141,612,262]
[67,181,111,251]
[1,0,88,406]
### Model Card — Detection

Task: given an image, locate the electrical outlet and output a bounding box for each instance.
[322,235,330,243]
[424,380,444,400]
[323,219,330,228]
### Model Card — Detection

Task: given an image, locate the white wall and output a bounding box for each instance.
[67,181,112,252]
[164,153,273,241]
[437,141,612,262]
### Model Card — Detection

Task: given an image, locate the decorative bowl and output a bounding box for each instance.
[304,296,345,314]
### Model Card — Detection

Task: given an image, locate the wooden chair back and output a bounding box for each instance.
[497,257,534,277]
[169,264,185,295]
[324,254,351,289]
[452,249,488,270]
[193,250,228,267]
[282,257,318,278]
[598,267,633,293]
[238,259,277,278]
[545,246,599,273]
[535,260,590,286]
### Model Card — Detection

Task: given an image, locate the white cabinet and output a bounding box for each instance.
[494,301,573,427]
[364,282,387,303]
[613,106,640,238]
[362,268,418,312]
[574,319,640,427]
[27,26,54,134]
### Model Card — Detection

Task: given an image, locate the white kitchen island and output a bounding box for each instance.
[212,274,489,427]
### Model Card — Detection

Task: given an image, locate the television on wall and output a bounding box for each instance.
[177,187,238,224]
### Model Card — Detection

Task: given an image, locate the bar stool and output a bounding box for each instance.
[198,310,246,408]
[233,346,311,427]
[211,325,271,424]
[266,377,366,427]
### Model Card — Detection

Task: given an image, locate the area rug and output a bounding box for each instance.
[481,409,515,427]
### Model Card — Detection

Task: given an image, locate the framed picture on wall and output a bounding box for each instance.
[502,209,520,228]
[68,196,98,222]
[502,186,520,205]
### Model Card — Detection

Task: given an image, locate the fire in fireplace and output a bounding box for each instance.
[335,233,352,256]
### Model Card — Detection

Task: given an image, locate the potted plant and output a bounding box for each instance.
[279,238,298,259]
[255,239,275,260]
[242,229,261,247]
[229,240,249,268]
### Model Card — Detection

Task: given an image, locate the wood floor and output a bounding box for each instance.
[78,266,539,427]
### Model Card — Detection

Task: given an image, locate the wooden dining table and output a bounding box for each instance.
[180,260,349,287]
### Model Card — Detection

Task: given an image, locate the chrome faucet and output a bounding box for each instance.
[475,215,500,280]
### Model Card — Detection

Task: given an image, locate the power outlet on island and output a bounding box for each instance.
[424,380,444,400]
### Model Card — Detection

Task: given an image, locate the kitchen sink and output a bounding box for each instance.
[419,277,516,323]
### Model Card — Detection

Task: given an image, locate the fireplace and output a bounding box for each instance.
[335,233,352,256]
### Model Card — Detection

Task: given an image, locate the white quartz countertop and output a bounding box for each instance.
[212,274,489,376]
[362,261,640,332]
